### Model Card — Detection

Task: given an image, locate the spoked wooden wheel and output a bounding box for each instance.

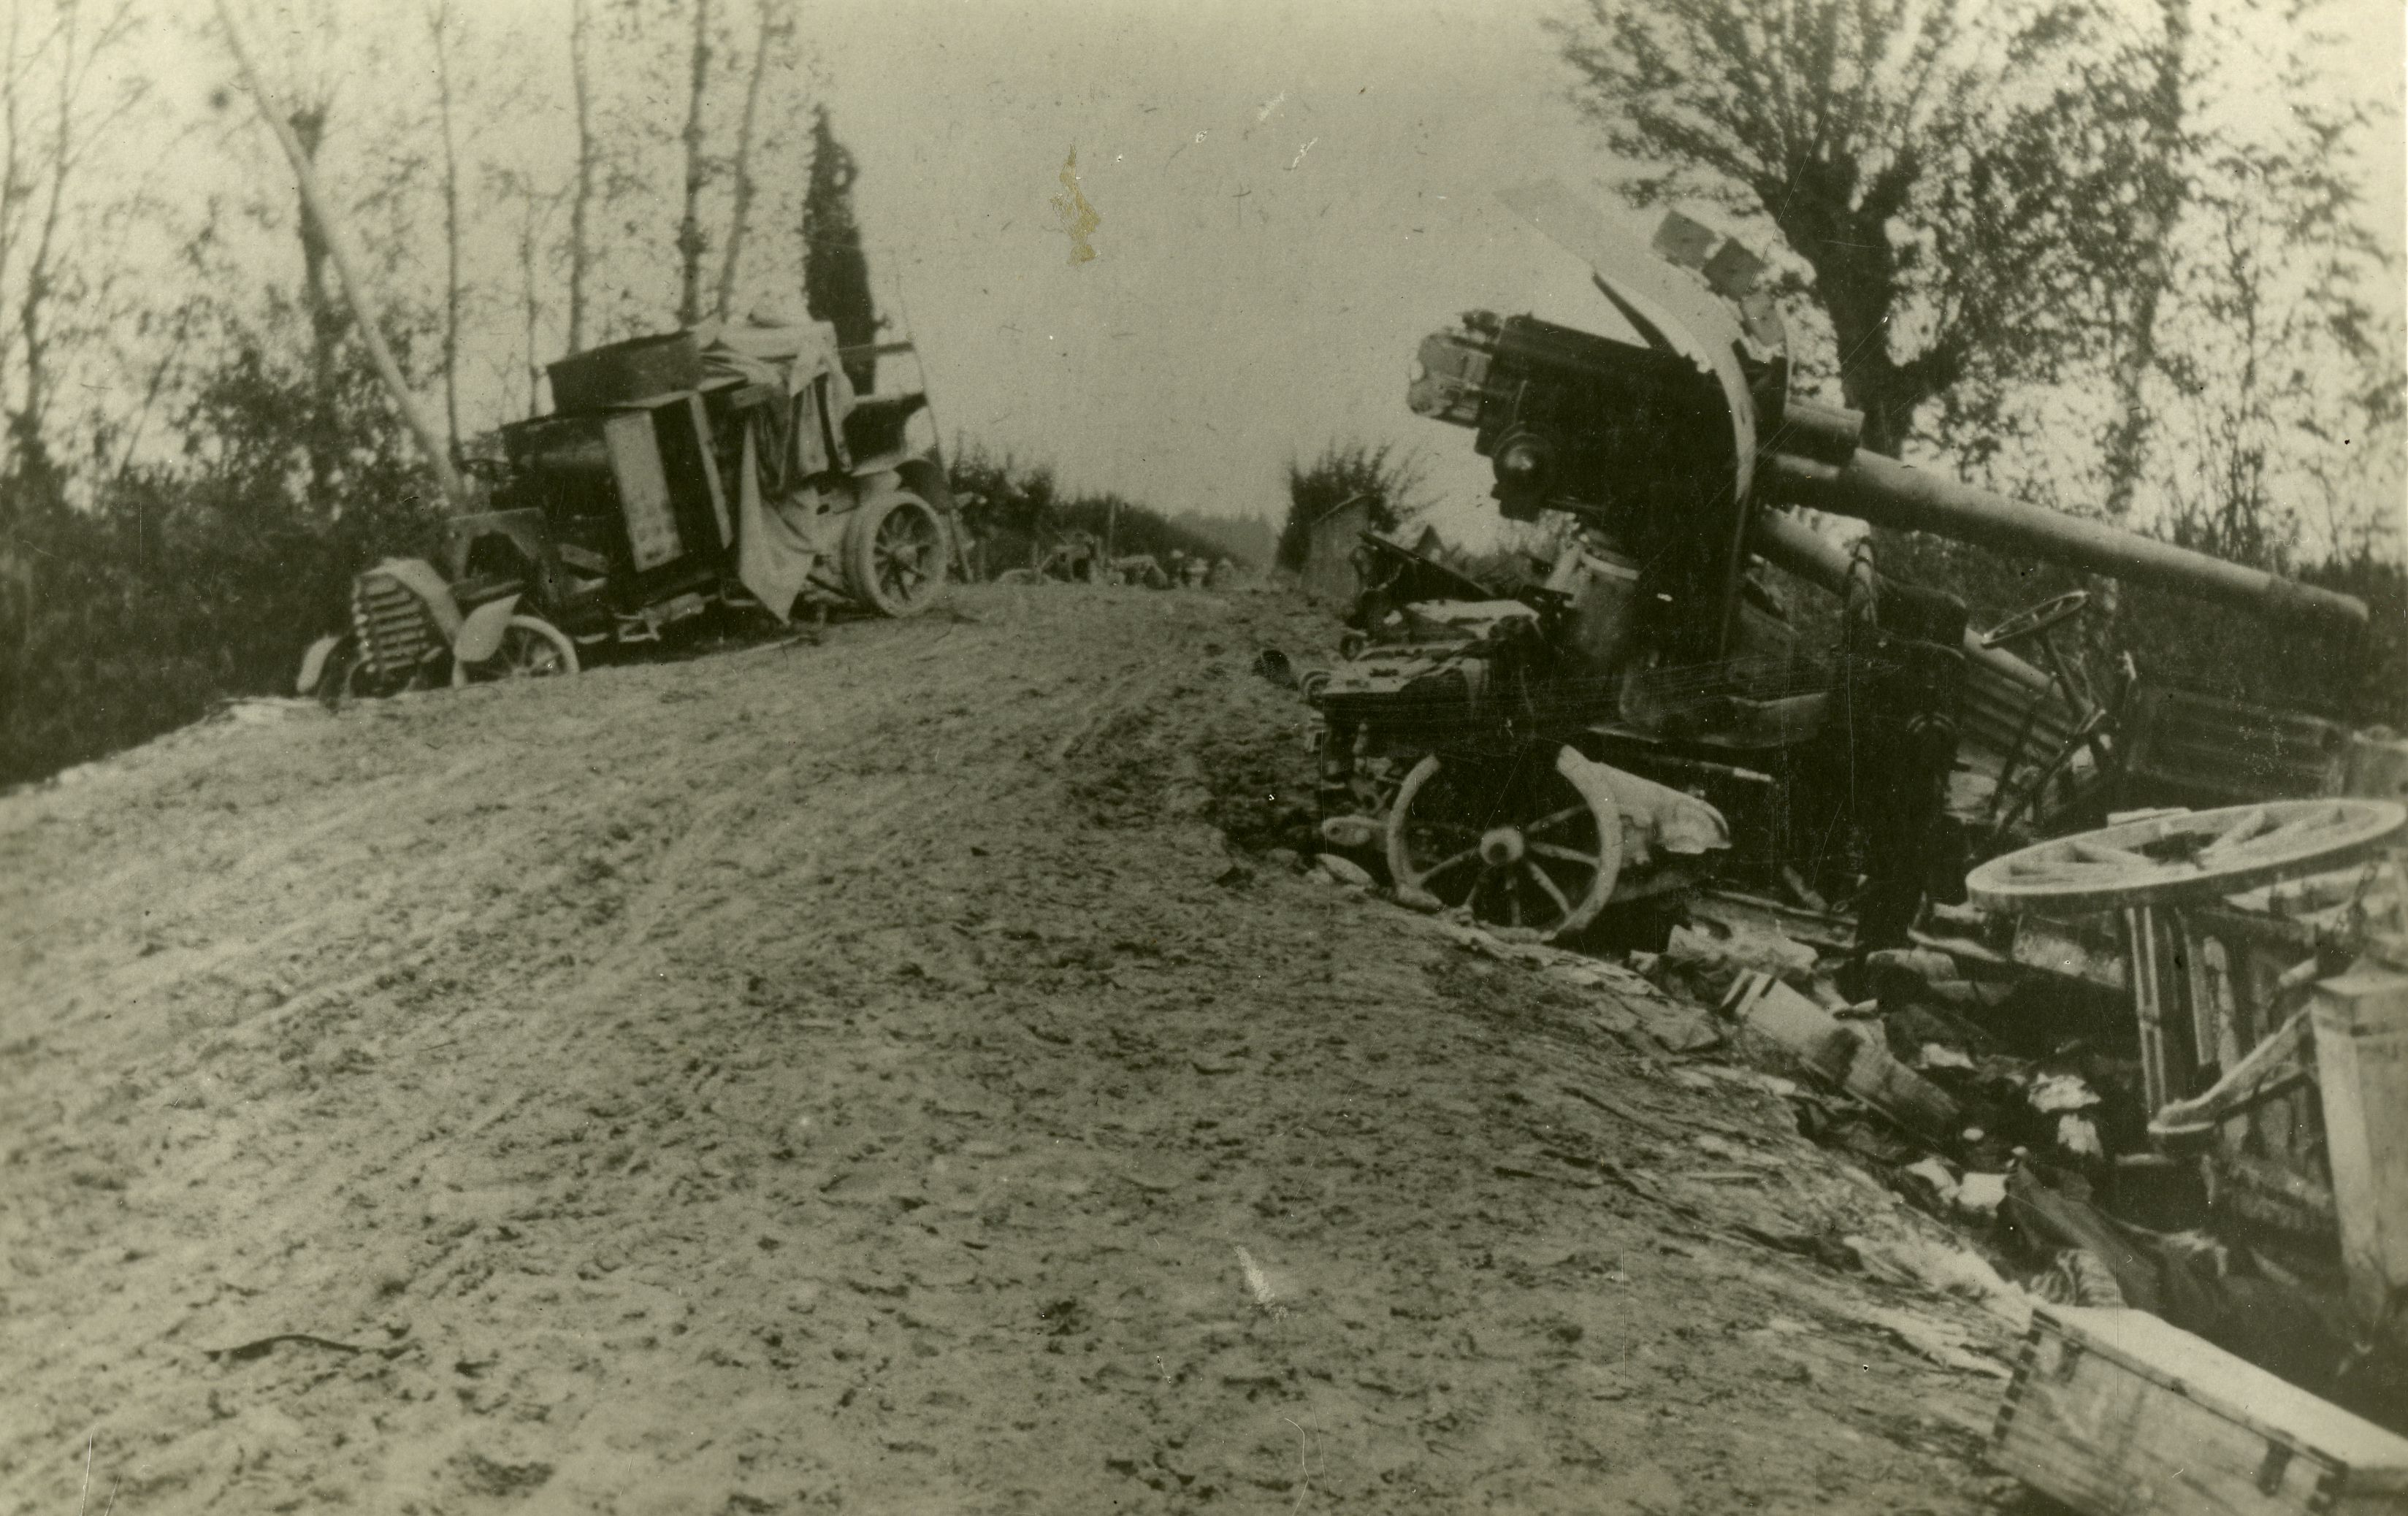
[845,494,947,618]
[451,616,580,687]
[1965,798,2406,913]
[1386,743,1624,939]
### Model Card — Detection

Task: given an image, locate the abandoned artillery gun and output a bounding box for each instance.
[299,320,958,700]
[1309,182,2370,946]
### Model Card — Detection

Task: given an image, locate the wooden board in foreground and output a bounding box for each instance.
[1991,1306,2408,1515]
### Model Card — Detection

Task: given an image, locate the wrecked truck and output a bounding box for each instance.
[299,320,958,699]
[1306,182,2374,951]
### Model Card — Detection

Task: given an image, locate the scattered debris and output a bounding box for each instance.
[1312,854,1375,888]
[1903,1156,1960,1209]
[1317,814,1379,849]
[1954,1172,2008,1220]
[1719,970,1958,1141]
[2027,1072,2101,1114]
[2054,1113,2104,1159]
[2029,1249,2127,1309]
[1233,1246,1283,1314]
[1654,923,1818,1004]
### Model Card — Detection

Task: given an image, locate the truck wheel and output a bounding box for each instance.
[844,493,947,618]
[450,615,580,687]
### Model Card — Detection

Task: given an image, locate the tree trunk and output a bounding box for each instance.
[288,102,346,499]
[674,0,714,327]
[0,0,31,403]
[215,0,466,509]
[713,0,776,321]
[567,0,594,353]
[18,0,97,463]
[1763,164,1943,459]
[2100,0,2190,521]
[518,191,543,413]
[429,0,464,453]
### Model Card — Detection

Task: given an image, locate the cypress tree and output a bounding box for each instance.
[801,105,880,392]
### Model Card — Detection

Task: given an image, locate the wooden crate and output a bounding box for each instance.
[2310,966,2408,1328]
[1991,1306,2408,1515]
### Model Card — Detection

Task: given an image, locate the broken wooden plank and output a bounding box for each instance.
[1991,1306,2408,1515]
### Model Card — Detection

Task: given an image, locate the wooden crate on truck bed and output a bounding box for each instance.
[1991,1304,2408,1515]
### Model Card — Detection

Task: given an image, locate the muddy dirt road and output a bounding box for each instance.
[1,586,2027,1512]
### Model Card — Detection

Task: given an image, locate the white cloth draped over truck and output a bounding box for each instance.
[697,318,857,622]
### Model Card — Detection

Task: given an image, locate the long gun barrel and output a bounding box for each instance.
[1757,416,2367,638]
[1420,186,2371,648]
[1411,305,2369,643]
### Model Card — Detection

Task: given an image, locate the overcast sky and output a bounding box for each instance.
[798,0,2407,541]
[169,0,2407,544]
[794,0,1632,538]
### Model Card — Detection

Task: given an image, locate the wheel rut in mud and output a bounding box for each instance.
[0,585,2022,1513]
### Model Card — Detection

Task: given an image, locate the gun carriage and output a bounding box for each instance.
[1309,184,2370,949]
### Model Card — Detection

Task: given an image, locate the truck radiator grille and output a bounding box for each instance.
[351,572,440,679]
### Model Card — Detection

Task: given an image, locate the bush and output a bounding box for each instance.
[1276,440,1424,572]
[0,325,445,789]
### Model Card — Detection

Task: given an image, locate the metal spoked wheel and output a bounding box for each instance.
[1965,798,2407,913]
[1386,743,1624,940]
[450,616,581,687]
[846,494,947,618]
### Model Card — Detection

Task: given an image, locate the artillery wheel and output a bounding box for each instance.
[1965,798,2406,914]
[1387,743,1624,940]
[844,493,947,617]
[450,615,580,687]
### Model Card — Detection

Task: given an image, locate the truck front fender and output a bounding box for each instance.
[452,594,525,663]
[297,633,345,696]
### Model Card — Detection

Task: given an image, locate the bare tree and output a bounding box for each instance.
[0,1,32,410]
[283,98,350,496]
[0,0,144,741]
[427,0,465,451]
[13,0,145,467]
[2157,126,2398,569]
[2098,0,2190,522]
[567,0,595,352]
[674,0,714,326]
[489,166,565,413]
[214,0,464,507]
[713,0,783,321]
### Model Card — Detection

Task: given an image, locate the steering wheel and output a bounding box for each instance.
[1980,589,2090,650]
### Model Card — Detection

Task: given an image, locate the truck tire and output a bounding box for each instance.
[449,615,580,686]
[844,493,947,618]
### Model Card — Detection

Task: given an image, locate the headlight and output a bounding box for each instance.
[1494,433,1552,491]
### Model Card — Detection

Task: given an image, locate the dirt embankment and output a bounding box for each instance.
[1,586,2025,1513]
